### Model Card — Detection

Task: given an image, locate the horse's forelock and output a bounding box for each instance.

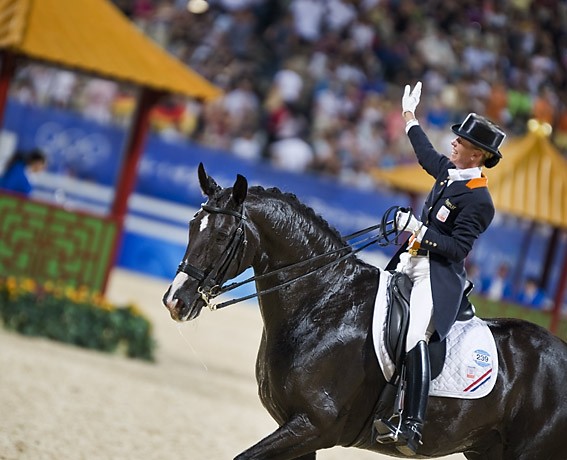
[206,187,233,207]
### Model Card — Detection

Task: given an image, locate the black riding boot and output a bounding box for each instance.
[396,340,430,456]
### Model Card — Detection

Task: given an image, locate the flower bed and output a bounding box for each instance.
[0,277,155,361]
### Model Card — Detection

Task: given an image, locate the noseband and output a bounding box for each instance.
[177,203,247,309]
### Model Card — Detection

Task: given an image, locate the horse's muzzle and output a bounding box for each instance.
[163,287,204,322]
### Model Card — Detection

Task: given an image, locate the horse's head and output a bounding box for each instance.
[162,163,257,321]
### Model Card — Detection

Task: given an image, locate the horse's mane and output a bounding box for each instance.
[249,185,346,245]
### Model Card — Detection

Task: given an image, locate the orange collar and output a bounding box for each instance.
[466,176,488,189]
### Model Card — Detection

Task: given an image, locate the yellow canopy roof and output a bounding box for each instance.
[0,0,221,101]
[373,162,432,195]
[373,123,567,229]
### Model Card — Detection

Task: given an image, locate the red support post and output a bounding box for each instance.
[0,51,17,129]
[111,87,162,222]
[550,235,567,334]
[103,86,162,292]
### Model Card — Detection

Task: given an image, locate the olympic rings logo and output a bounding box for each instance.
[34,122,113,169]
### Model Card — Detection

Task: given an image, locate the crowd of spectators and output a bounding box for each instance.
[8,0,567,189]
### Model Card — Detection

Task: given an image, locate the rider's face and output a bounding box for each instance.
[450,137,483,169]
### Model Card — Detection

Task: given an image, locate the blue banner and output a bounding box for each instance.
[5,101,405,237]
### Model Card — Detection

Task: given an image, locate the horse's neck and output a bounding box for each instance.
[248,197,358,322]
[250,200,344,274]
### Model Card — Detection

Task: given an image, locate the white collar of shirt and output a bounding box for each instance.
[447,167,482,185]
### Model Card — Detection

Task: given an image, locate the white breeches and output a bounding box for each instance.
[396,252,436,352]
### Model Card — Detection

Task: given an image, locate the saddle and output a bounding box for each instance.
[374,272,476,441]
[384,271,475,382]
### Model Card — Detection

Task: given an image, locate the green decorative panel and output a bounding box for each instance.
[0,193,118,292]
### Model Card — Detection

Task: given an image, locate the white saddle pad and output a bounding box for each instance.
[372,270,498,400]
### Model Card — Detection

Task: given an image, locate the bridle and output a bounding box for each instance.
[177,204,407,311]
[177,203,248,307]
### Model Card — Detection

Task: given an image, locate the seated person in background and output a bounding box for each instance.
[485,262,513,302]
[0,149,47,196]
[516,276,550,310]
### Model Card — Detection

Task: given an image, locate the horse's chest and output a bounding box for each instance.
[256,334,313,394]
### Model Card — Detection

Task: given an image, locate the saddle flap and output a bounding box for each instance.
[385,271,413,369]
[428,337,446,381]
[383,271,449,381]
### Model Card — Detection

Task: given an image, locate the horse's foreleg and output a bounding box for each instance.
[233,414,321,460]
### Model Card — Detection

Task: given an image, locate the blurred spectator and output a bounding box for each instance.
[485,263,514,302]
[311,128,342,176]
[506,75,532,134]
[27,65,55,106]
[289,0,325,43]
[147,0,176,48]
[272,62,304,106]
[50,70,78,109]
[111,85,138,127]
[150,94,194,140]
[8,0,567,185]
[197,99,232,150]
[269,137,314,173]
[132,0,155,31]
[555,92,567,150]
[416,24,457,70]
[0,149,47,197]
[516,276,550,310]
[465,262,483,295]
[79,78,118,124]
[532,85,557,125]
[224,6,258,59]
[231,127,265,161]
[484,79,509,126]
[424,95,451,130]
[325,0,357,35]
[222,75,260,133]
[10,75,36,105]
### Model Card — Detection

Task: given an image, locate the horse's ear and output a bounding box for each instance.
[198,162,221,197]
[232,174,248,206]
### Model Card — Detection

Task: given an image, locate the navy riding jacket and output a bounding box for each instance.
[386,124,495,340]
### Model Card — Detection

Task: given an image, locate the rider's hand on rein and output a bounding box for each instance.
[396,209,422,234]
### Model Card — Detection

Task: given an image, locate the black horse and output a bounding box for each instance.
[163,164,567,460]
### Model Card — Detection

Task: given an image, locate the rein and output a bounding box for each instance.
[178,204,406,311]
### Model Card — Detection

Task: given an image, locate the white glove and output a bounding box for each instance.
[396,209,421,234]
[402,81,422,115]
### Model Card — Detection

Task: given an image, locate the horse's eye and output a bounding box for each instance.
[215,229,230,240]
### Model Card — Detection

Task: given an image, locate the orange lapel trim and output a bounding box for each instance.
[466,176,488,189]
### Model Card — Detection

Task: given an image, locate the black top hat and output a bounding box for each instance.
[451,113,506,158]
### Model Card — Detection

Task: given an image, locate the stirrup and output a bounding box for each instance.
[374,415,403,444]
[395,422,423,456]
[375,365,407,445]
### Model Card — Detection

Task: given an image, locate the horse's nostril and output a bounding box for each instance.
[165,298,179,312]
